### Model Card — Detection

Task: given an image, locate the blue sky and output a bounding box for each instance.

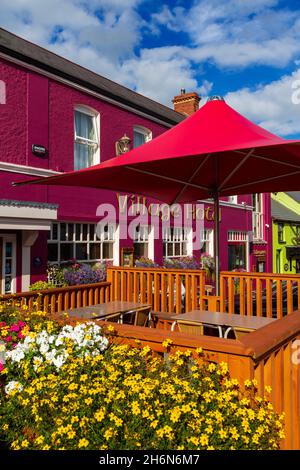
[1,0,300,137]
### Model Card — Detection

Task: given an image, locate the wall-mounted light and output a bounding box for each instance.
[115,134,131,156]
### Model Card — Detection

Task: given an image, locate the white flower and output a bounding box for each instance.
[5,380,23,394]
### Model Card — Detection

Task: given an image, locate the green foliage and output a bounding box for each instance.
[29,281,54,292]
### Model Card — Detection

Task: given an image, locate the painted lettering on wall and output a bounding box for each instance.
[116,194,221,222]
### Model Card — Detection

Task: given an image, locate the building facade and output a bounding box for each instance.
[0,28,272,294]
[272,192,300,274]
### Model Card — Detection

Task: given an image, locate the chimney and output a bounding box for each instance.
[172,89,201,115]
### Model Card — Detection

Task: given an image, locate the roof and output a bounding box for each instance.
[271,199,300,222]
[286,192,300,204]
[0,199,58,210]
[0,28,184,127]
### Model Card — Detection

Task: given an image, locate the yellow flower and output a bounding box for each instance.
[78,438,89,448]
[107,324,115,332]
[95,408,106,422]
[162,338,173,348]
[200,434,209,446]
[21,439,29,449]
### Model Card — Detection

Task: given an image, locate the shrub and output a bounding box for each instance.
[29,281,55,292]
[163,256,200,270]
[200,252,215,279]
[0,337,284,450]
[135,257,159,268]
[63,263,106,286]
[47,264,67,287]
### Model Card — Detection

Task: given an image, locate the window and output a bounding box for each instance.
[252,194,264,240]
[278,223,285,243]
[74,107,99,170]
[276,249,281,273]
[228,244,246,271]
[133,225,149,259]
[133,126,152,148]
[227,231,248,271]
[200,229,213,255]
[48,222,114,264]
[163,227,188,258]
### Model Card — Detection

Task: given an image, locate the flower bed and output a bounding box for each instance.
[0,305,284,450]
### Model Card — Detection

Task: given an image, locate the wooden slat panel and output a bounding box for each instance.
[240,277,245,316]
[266,279,273,318]
[228,276,235,313]
[246,278,253,317]
[154,273,160,312]
[175,274,182,314]
[185,275,191,312]
[168,274,174,313]
[283,342,293,449]
[256,278,262,317]
[287,280,293,315]
[276,280,283,319]
[161,273,167,312]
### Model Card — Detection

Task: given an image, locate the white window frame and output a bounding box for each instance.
[48,222,114,264]
[163,227,188,259]
[227,231,249,271]
[200,229,214,255]
[133,125,152,148]
[1,235,17,294]
[252,193,264,241]
[133,225,149,258]
[74,106,100,170]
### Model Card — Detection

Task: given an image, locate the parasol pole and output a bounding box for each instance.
[213,193,220,296]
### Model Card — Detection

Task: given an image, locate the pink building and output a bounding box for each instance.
[0,28,272,294]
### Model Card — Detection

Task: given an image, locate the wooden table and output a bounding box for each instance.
[63,301,151,325]
[171,310,276,338]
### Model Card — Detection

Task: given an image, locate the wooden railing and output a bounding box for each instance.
[220,272,300,318]
[107,267,206,314]
[0,282,111,314]
[85,309,300,450]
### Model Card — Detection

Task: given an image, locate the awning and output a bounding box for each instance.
[0,199,58,230]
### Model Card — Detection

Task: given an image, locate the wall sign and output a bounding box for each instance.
[116,193,221,222]
[32,144,48,157]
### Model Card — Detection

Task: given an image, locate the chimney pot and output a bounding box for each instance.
[172,90,201,116]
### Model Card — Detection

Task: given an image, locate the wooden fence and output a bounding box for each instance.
[0,282,111,314]
[221,272,300,319]
[107,266,206,314]
[90,309,300,450]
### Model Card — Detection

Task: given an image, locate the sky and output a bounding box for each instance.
[1,0,300,137]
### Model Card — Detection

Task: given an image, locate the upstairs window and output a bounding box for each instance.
[252,193,264,241]
[133,126,152,148]
[74,107,99,170]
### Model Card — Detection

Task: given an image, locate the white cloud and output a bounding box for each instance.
[224,68,300,137]
[120,46,207,105]
[153,0,300,69]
